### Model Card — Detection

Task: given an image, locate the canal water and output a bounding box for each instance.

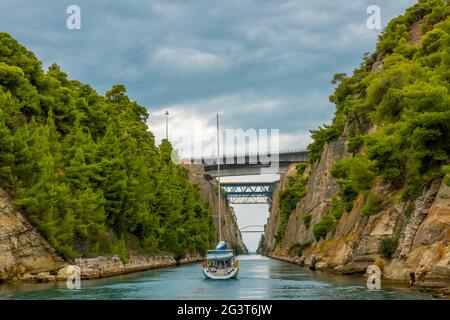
[0,255,432,300]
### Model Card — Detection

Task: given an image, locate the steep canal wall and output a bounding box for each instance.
[0,188,65,281]
[259,4,450,298]
[184,164,247,254]
[0,187,183,282]
[260,126,450,299]
[0,164,245,282]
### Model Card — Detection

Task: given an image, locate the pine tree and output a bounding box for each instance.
[1,33,217,260]
[0,109,14,186]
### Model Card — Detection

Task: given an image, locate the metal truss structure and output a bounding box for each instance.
[221,182,274,205]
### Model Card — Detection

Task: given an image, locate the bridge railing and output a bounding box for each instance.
[181,148,308,165]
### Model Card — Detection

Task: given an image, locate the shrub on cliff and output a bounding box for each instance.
[313,214,336,241]
[296,162,307,174]
[302,213,311,229]
[404,201,415,218]
[289,241,312,256]
[347,135,365,155]
[112,238,129,264]
[330,197,346,219]
[361,192,384,216]
[307,116,345,164]
[379,237,398,259]
[443,165,450,186]
[277,165,309,241]
[274,231,283,246]
[331,156,377,210]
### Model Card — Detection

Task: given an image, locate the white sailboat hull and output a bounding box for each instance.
[202,267,239,280]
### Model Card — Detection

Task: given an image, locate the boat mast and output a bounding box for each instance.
[216,113,222,242]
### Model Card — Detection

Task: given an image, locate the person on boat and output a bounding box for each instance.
[409,271,416,287]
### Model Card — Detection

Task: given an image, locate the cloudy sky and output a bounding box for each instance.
[0,0,416,250]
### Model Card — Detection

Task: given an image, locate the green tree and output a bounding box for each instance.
[0,110,14,186]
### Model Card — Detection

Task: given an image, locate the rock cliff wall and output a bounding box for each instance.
[260,164,296,254]
[260,10,450,297]
[73,254,201,279]
[0,188,64,281]
[184,164,247,254]
[260,131,450,297]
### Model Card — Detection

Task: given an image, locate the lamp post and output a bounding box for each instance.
[165,111,169,140]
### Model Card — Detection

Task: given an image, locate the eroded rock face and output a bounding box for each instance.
[371,53,384,72]
[0,188,64,281]
[287,131,351,249]
[396,180,442,258]
[408,19,424,45]
[413,183,450,248]
[183,164,247,253]
[74,255,180,279]
[261,126,351,256]
[262,164,295,254]
[261,137,450,292]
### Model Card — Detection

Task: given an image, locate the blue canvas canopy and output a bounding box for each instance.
[206,250,234,261]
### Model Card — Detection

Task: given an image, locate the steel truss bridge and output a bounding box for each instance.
[221,182,275,205]
[182,149,308,204]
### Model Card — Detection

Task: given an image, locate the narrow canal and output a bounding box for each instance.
[0,255,432,300]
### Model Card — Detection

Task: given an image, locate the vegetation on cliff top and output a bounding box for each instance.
[271,0,449,246]
[306,0,450,240]
[0,33,216,260]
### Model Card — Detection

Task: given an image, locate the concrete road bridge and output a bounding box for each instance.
[182,149,308,205]
[183,149,308,178]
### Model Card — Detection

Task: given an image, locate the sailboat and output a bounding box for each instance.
[202,113,239,280]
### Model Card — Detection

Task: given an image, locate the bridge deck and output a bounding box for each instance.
[181,150,308,177]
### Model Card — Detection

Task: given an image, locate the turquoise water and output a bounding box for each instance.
[0,255,432,300]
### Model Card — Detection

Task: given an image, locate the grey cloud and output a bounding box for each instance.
[0,0,416,149]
